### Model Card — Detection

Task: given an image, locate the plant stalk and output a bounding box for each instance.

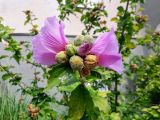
[114,0,130,112]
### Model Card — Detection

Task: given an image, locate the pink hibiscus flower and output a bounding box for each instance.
[32,16,123,74]
[32,16,67,65]
[78,29,123,74]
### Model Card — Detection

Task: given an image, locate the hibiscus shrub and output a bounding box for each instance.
[0,0,160,120]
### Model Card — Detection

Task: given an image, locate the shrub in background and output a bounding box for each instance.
[0,0,160,119]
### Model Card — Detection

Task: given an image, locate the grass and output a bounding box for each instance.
[0,84,29,120]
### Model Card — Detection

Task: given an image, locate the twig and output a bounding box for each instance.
[119,0,130,52]
[0,63,26,89]
[114,0,130,112]
[64,91,69,105]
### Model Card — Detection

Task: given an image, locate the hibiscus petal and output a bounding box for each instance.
[32,35,56,65]
[90,29,119,55]
[78,43,92,56]
[99,53,123,74]
[40,16,67,53]
[32,16,68,65]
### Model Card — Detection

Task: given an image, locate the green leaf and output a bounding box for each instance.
[111,17,118,22]
[26,52,32,59]
[102,10,108,16]
[81,14,86,21]
[13,51,21,64]
[117,6,124,12]
[0,55,8,59]
[88,88,110,113]
[69,85,86,120]
[46,64,74,91]
[59,82,80,92]
[45,64,67,90]
[86,70,101,82]
[126,42,136,49]
[69,85,99,120]
[2,73,11,80]
[10,76,21,85]
[84,92,98,120]
[110,112,121,120]
[92,94,109,112]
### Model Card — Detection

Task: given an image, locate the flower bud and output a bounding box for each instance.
[155,32,160,35]
[80,67,91,77]
[83,35,94,44]
[71,0,77,5]
[130,64,138,71]
[69,55,84,70]
[31,107,40,113]
[100,20,107,25]
[74,35,94,46]
[84,55,98,69]
[55,51,68,64]
[28,104,33,111]
[74,35,84,46]
[136,15,148,23]
[91,12,96,17]
[97,2,105,9]
[66,44,77,56]
[28,104,40,118]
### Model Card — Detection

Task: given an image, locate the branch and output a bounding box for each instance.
[0,63,26,89]
[114,0,130,112]
[119,0,130,52]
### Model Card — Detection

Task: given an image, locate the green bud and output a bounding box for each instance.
[83,35,94,44]
[69,55,84,71]
[74,35,94,46]
[55,51,68,64]
[74,35,84,46]
[66,44,77,56]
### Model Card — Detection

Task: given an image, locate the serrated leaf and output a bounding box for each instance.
[59,82,80,92]
[89,88,110,113]
[92,95,110,112]
[84,91,98,120]
[110,112,121,120]
[45,64,66,90]
[10,76,21,85]
[69,85,99,120]
[46,64,74,91]
[69,85,86,120]
[46,77,61,91]
[86,70,101,82]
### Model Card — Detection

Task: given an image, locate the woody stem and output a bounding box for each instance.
[114,0,130,112]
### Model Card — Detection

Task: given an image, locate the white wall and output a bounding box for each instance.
[0,0,122,35]
[142,0,160,29]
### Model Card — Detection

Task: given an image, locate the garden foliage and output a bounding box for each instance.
[0,0,160,120]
